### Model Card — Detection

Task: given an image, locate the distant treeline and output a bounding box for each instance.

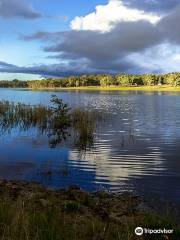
[1,73,180,88]
[0,79,28,88]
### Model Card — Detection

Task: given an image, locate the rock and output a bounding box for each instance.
[39,199,49,207]
[109,214,134,224]
[96,208,109,219]
[0,179,7,185]
[95,191,111,199]
[66,188,91,205]
[68,185,81,191]
[135,202,151,213]
[109,214,123,223]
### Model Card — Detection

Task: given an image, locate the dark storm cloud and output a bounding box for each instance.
[123,0,180,13]
[0,61,17,68]
[30,20,164,74]
[0,57,138,77]
[3,19,169,76]
[43,21,161,63]
[4,1,180,76]
[0,0,41,19]
[0,63,74,76]
[158,4,180,44]
[18,20,163,75]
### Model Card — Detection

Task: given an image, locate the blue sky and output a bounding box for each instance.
[0,0,107,79]
[0,0,180,80]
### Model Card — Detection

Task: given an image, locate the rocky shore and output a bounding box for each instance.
[0,180,179,239]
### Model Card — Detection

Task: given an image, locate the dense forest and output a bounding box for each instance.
[0,73,180,88]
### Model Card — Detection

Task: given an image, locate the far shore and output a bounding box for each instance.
[25,85,180,92]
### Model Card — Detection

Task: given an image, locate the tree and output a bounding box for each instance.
[142,74,158,86]
[164,73,180,86]
[99,74,115,86]
[115,74,133,86]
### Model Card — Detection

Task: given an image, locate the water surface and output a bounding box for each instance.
[0,88,180,203]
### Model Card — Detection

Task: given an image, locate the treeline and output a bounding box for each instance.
[0,73,180,88]
[0,79,28,88]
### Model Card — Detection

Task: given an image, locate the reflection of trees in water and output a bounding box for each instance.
[0,96,102,151]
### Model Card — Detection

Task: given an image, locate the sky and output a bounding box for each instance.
[0,0,180,80]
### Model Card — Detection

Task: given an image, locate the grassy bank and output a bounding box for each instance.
[0,180,179,240]
[29,85,180,92]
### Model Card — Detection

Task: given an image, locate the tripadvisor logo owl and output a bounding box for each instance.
[135,227,174,236]
[135,227,143,236]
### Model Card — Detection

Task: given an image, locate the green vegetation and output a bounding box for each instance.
[1,73,180,90]
[0,180,179,240]
[0,96,101,150]
[0,79,28,88]
[50,85,180,92]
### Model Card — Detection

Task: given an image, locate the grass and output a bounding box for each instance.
[29,85,180,92]
[0,97,101,151]
[0,180,179,240]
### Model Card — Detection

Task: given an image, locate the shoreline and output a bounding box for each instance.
[1,85,180,92]
[17,85,180,92]
[0,179,179,239]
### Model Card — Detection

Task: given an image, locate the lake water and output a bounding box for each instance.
[0,88,180,203]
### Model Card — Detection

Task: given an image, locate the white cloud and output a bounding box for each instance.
[71,0,161,32]
[127,43,180,73]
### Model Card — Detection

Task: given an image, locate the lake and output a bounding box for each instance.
[0,88,180,203]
